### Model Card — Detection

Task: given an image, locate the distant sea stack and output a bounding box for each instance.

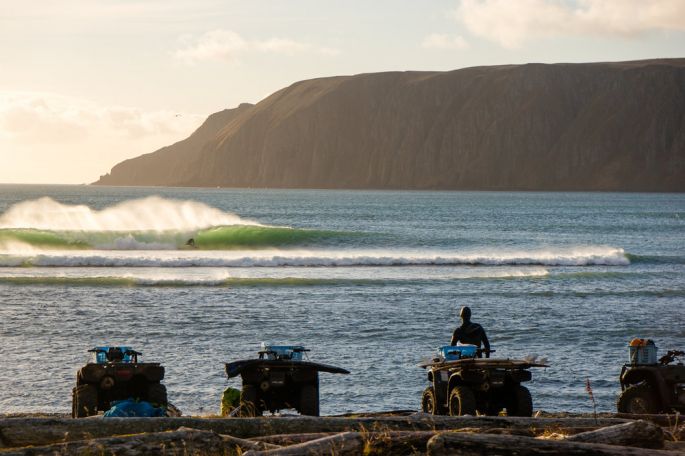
[95,59,685,191]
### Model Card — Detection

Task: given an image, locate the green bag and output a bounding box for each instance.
[220,387,241,416]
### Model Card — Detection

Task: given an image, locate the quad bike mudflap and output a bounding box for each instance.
[617,342,685,414]
[72,346,168,418]
[225,344,349,417]
[419,346,548,417]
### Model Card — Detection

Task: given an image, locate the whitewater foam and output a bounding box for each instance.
[0,246,629,268]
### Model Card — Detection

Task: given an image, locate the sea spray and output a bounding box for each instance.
[0,196,260,231]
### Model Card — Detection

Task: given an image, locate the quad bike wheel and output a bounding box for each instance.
[448,386,477,416]
[72,384,98,418]
[147,383,168,407]
[421,386,440,415]
[617,384,659,414]
[298,384,320,416]
[506,385,533,417]
[239,384,260,417]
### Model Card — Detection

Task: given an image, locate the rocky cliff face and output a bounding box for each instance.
[95,59,685,191]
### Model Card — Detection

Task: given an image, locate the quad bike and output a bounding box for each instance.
[618,348,685,414]
[72,346,167,418]
[419,345,547,417]
[225,344,349,417]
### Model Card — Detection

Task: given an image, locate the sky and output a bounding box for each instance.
[1,0,684,184]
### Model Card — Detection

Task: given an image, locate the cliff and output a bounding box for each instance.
[95,59,685,191]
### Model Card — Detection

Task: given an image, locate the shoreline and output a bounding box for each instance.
[1,412,683,454]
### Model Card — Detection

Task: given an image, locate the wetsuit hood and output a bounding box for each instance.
[460,306,471,323]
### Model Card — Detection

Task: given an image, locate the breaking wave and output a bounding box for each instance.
[0,226,345,250]
[0,268,550,287]
[0,197,350,250]
[0,246,629,267]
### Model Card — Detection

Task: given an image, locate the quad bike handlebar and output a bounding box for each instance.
[88,348,142,356]
[476,348,495,357]
[659,350,684,365]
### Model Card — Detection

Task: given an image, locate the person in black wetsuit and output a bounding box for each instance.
[450,306,491,358]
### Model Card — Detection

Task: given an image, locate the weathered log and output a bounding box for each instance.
[665,441,685,453]
[362,431,443,455]
[334,409,417,417]
[0,428,267,456]
[458,427,535,437]
[615,413,682,427]
[250,432,337,445]
[565,420,664,449]
[244,432,363,456]
[427,432,681,456]
[0,415,630,449]
[245,431,440,456]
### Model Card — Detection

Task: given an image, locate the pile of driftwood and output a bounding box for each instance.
[0,413,683,455]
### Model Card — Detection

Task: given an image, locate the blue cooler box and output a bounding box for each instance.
[438,344,478,360]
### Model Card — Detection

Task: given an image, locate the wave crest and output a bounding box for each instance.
[0,246,629,267]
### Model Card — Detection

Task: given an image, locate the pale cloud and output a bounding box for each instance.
[0,92,202,142]
[0,92,204,183]
[456,0,685,48]
[422,33,470,50]
[173,29,340,64]
[4,0,222,21]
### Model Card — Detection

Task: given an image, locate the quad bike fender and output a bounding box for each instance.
[508,369,532,383]
[621,367,671,406]
[225,360,349,379]
[427,369,449,411]
[447,371,471,392]
[78,363,164,384]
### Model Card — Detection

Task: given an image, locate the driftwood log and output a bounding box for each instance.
[244,431,440,456]
[248,426,535,447]
[0,415,630,448]
[565,419,664,449]
[615,413,682,427]
[250,432,338,445]
[244,432,363,456]
[0,428,278,456]
[427,432,682,456]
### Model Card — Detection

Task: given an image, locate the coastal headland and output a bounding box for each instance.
[95,59,685,192]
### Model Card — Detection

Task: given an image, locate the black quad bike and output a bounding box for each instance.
[72,346,167,418]
[225,345,349,417]
[618,349,685,414]
[419,347,547,417]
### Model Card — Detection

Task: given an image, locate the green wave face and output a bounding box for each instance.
[194,225,344,249]
[0,225,348,250]
[0,229,89,249]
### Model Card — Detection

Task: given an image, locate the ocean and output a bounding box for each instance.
[0,184,683,415]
